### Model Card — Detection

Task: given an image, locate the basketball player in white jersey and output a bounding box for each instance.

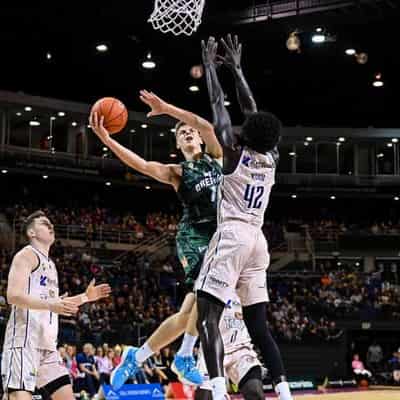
[195,292,264,400]
[2,210,111,400]
[195,36,293,400]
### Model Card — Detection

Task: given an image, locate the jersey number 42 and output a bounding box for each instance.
[244,184,265,209]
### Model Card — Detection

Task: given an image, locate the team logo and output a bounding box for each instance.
[40,275,47,286]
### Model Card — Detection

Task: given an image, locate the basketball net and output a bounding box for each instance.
[148,0,206,36]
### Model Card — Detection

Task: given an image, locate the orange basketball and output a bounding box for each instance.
[91,97,128,134]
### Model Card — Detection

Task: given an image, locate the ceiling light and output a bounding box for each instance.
[312,34,326,44]
[71,121,78,127]
[337,262,342,266]
[316,27,323,33]
[42,175,48,179]
[145,185,151,190]
[29,121,40,127]
[387,143,393,148]
[170,153,177,158]
[394,196,399,201]
[51,116,56,121]
[159,132,165,137]
[142,52,156,69]
[289,152,296,156]
[96,44,108,52]
[102,147,108,152]
[377,153,384,158]
[189,85,200,92]
[291,194,297,199]
[24,106,32,112]
[336,142,341,146]
[87,124,91,128]
[224,100,231,106]
[46,52,52,60]
[141,124,148,129]
[338,137,345,142]
[57,111,66,117]
[1,169,8,174]
[16,112,22,116]
[47,136,53,140]
[306,137,313,142]
[373,80,384,88]
[130,129,136,133]
[105,181,111,186]
[330,195,336,200]
[392,138,398,143]
[304,141,309,146]
[355,262,360,267]
[345,48,356,56]
[51,147,55,154]
[170,128,176,133]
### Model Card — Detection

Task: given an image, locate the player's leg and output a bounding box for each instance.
[239,233,292,400]
[7,391,32,400]
[36,351,74,400]
[238,366,264,400]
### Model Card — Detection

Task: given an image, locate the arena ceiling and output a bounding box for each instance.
[0,1,399,128]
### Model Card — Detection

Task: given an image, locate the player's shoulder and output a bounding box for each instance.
[12,246,39,269]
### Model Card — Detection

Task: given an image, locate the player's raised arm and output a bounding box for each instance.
[219,34,258,115]
[139,89,223,160]
[7,248,78,316]
[90,111,181,189]
[202,37,236,150]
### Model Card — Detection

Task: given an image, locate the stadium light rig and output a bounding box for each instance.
[142,52,156,69]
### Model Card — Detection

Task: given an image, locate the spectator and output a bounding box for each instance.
[389,349,400,385]
[76,343,100,397]
[352,354,372,380]
[95,346,113,385]
[367,341,383,372]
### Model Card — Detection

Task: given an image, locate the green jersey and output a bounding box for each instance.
[175,153,222,287]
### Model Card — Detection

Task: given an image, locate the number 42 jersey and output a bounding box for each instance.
[218,147,277,228]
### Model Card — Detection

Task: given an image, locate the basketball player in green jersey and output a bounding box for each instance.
[90,89,222,388]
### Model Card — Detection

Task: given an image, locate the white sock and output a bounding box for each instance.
[210,377,227,399]
[135,343,154,364]
[177,333,198,357]
[275,381,293,400]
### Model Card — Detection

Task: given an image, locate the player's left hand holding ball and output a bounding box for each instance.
[89,111,111,145]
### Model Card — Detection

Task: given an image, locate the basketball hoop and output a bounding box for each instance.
[148,0,206,36]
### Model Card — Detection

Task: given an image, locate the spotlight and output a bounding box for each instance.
[304,142,309,146]
[141,124,148,129]
[102,147,108,152]
[71,121,78,127]
[24,106,32,112]
[16,112,22,116]
[345,48,356,56]
[170,153,177,158]
[29,121,40,127]
[57,111,66,117]
[338,137,345,142]
[130,129,136,133]
[1,169,8,174]
[394,196,400,201]
[145,185,151,190]
[50,116,56,121]
[373,80,384,88]
[159,132,165,137]
[46,52,52,60]
[96,44,108,52]
[330,195,336,200]
[355,262,360,267]
[312,32,326,44]
[51,147,55,154]
[392,138,399,143]
[189,85,200,92]
[170,128,176,133]
[43,175,49,179]
[105,181,111,186]
[387,143,393,148]
[142,52,156,69]
[291,194,297,199]
[306,137,313,142]
[289,152,296,156]
[377,153,384,158]
[224,100,231,106]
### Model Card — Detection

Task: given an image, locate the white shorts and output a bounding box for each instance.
[196,222,269,307]
[198,346,261,389]
[1,347,69,393]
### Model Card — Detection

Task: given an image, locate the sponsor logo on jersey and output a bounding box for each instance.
[208,275,228,289]
[242,155,271,169]
[40,275,47,286]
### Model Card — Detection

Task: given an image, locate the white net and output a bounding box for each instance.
[148,0,206,36]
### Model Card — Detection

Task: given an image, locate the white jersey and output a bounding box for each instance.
[220,294,252,354]
[3,245,59,351]
[218,147,276,228]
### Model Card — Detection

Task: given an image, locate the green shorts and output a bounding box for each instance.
[176,221,216,289]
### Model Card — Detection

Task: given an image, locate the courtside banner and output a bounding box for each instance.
[103,384,165,400]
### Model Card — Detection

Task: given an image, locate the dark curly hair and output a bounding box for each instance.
[240,111,281,153]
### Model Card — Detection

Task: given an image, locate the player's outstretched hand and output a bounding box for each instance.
[89,111,111,144]
[139,90,168,117]
[201,36,220,67]
[48,298,79,316]
[219,34,242,71]
[85,279,112,302]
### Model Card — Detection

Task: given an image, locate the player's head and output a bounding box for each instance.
[175,121,203,156]
[239,111,281,153]
[23,210,55,245]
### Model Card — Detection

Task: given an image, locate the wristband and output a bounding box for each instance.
[81,294,89,305]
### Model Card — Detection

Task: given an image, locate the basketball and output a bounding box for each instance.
[91,97,128,134]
